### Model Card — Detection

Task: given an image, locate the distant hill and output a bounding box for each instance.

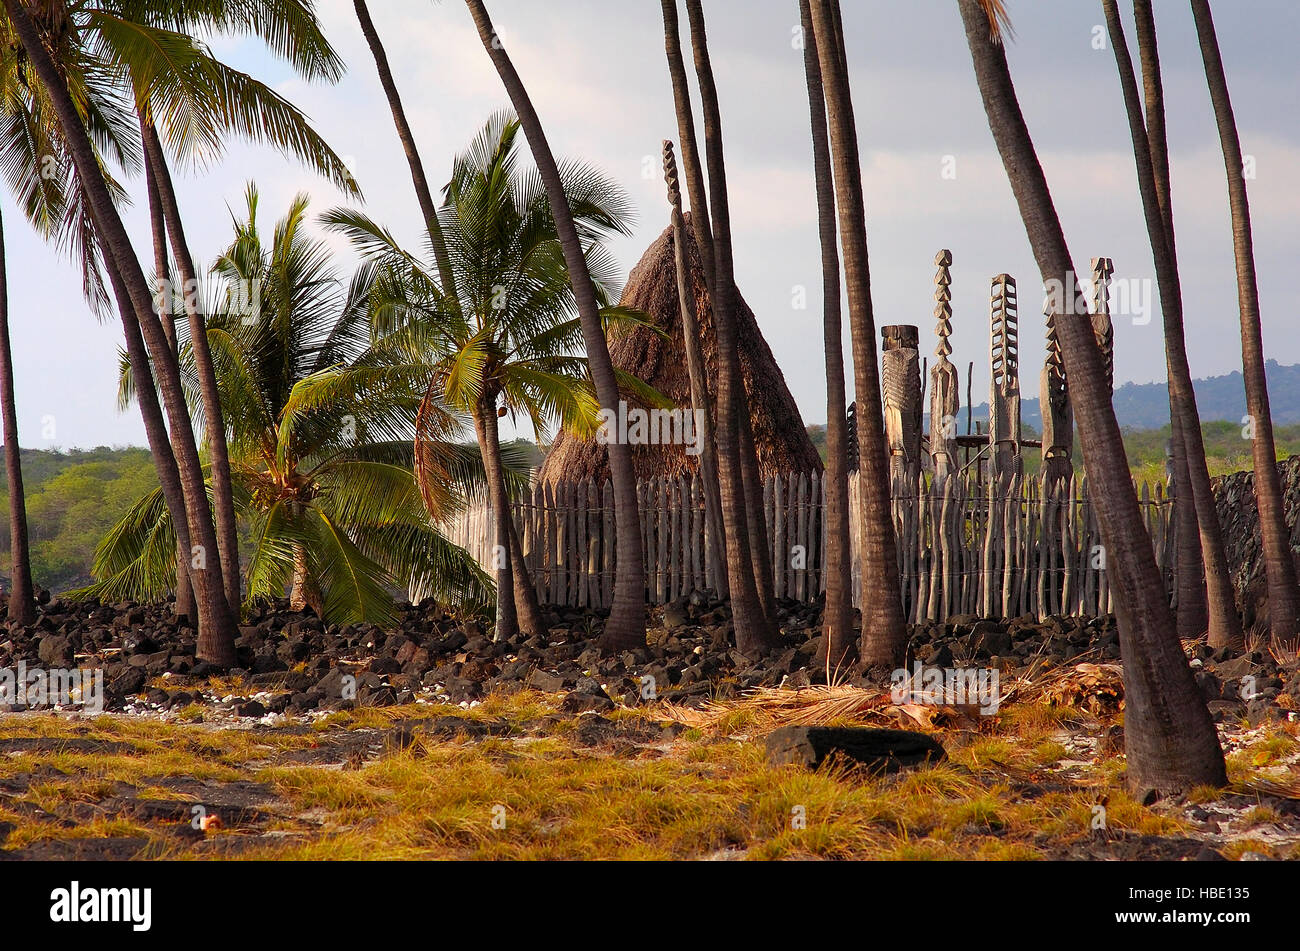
[965,360,1300,432]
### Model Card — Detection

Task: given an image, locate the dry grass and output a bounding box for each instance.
[0,680,1296,861]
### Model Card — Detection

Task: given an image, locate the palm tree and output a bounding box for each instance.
[92,187,491,625]
[959,0,1225,793]
[0,44,67,626]
[122,0,357,615]
[808,0,907,668]
[798,0,853,666]
[1191,0,1299,642]
[1102,0,1241,649]
[465,0,647,652]
[3,0,242,664]
[3,0,356,661]
[326,113,649,642]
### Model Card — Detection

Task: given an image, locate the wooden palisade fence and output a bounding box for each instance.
[441,469,1176,621]
[441,250,1177,622]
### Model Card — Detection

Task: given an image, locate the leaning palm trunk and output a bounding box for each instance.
[1104,0,1241,648]
[0,211,34,625]
[4,0,239,666]
[353,0,457,300]
[144,123,193,619]
[799,0,855,667]
[1191,0,1298,641]
[809,0,907,668]
[141,119,243,615]
[466,0,646,651]
[959,0,1224,794]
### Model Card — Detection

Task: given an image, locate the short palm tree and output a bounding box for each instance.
[324,111,657,641]
[82,187,492,625]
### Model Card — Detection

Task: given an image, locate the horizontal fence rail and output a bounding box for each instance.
[439,471,1177,621]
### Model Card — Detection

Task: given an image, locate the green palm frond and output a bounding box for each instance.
[311,509,400,626]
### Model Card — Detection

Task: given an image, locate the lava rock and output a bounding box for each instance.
[763,726,946,772]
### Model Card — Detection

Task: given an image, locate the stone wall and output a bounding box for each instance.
[1212,455,1300,626]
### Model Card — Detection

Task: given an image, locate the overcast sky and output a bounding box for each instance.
[8,0,1298,450]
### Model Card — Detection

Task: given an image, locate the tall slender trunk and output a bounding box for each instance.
[466,0,646,651]
[483,399,545,637]
[666,0,777,654]
[107,245,198,634]
[144,132,194,620]
[1191,0,1298,642]
[799,0,854,667]
[959,0,1224,794]
[659,0,728,598]
[4,0,238,666]
[809,0,907,668]
[1169,414,1208,632]
[141,119,242,616]
[0,211,34,625]
[353,0,457,301]
[473,399,518,641]
[663,144,727,600]
[1104,0,1240,647]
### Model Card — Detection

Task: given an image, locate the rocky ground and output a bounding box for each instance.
[2,590,1297,727]
[0,590,1297,860]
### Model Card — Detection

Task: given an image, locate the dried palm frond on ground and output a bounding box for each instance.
[659,655,1129,736]
[1236,776,1300,801]
[1010,662,1125,715]
[658,685,894,733]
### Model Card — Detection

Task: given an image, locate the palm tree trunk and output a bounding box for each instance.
[682,0,777,630]
[473,400,519,641]
[1191,0,1298,642]
[106,252,198,632]
[809,0,907,668]
[141,118,243,616]
[799,0,854,667]
[674,0,779,653]
[664,159,728,600]
[466,0,646,652]
[1105,0,1240,647]
[1169,414,1208,633]
[659,0,728,599]
[959,0,1224,794]
[144,132,193,620]
[352,0,457,300]
[478,398,545,638]
[4,0,238,666]
[0,210,34,626]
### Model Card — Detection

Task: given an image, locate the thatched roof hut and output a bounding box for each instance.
[539,215,821,483]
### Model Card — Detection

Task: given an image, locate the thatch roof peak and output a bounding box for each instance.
[539,216,821,483]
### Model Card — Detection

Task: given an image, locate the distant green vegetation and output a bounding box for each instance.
[806,420,1300,486]
[0,447,157,593]
[0,442,547,596]
[1122,420,1300,486]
